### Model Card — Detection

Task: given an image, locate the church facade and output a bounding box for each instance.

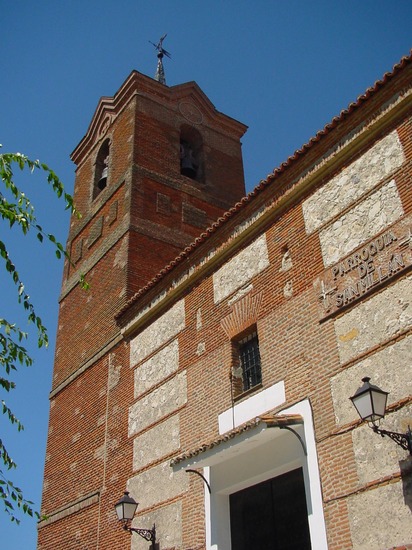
[39,53,412,550]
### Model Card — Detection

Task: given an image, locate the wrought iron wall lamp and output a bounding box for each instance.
[350,377,412,454]
[115,491,156,546]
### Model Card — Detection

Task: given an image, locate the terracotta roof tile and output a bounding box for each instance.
[170,414,303,466]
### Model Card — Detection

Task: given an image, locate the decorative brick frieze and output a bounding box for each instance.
[220,291,264,339]
[182,202,208,229]
[107,199,118,225]
[156,192,172,215]
[87,216,103,249]
[72,238,83,264]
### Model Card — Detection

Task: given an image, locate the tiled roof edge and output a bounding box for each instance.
[170,413,304,466]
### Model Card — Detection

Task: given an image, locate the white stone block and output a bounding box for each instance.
[351,404,412,483]
[331,334,412,425]
[319,180,404,267]
[334,275,412,363]
[133,415,180,471]
[302,131,404,234]
[348,481,412,549]
[129,372,187,436]
[127,461,189,509]
[213,234,270,303]
[130,300,185,365]
[130,501,182,550]
[134,339,179,398]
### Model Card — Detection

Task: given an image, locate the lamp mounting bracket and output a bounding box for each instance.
[372,424,412,454]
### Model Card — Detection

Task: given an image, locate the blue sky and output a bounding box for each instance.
[1,1,411,548]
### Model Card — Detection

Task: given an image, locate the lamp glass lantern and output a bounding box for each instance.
[350,376,388,423]
[115,491,139,522]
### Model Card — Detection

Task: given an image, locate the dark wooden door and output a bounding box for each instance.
[229,468,311,550]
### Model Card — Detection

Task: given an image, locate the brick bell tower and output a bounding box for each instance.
[38,68,247,548]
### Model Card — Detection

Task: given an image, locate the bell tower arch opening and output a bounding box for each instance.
[93,137,110,199]
[180,124,204,182]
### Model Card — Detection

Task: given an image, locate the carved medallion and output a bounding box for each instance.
[179,102,203,125]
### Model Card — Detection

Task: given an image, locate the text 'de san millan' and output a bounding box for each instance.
[314,214,412,320]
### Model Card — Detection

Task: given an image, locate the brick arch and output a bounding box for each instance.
[220,291,264,339]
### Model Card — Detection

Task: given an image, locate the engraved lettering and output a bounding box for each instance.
[390,253,405,272]
[377,266,388,282]
[336,293,344,307]
[376,236,385,251]
[320,228,411,319]
[369,242,377,256]
[361,247,369,261]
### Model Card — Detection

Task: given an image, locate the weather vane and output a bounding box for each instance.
[150,34,171,85]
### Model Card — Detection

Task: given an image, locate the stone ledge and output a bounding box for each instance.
[38,491,99,528]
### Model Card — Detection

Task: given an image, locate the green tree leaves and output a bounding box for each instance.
[0,148,86,522]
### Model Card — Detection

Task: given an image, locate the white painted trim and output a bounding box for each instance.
[218,380,286,434]
[284,399,328,550]
[206,398,328,550]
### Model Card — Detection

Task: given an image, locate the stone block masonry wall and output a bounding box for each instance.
[122,113,412,549]
[41,70,249,550]
[126,192,336,548]
[213,234,270,303]
[39,343,136,550]
[302,121,412,549]
[126,301,189,550]
[319,179,404,266]
[302,130,405,234]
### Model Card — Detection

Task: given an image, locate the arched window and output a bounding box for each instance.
[93,139,110,199]
[180,126,203,182]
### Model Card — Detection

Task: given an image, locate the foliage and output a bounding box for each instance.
[0,149,86,523]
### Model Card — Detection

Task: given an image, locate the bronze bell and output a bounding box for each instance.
[180,143,197,179]
[97,166,108,190]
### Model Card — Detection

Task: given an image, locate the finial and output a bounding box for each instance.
[149,34,171,85]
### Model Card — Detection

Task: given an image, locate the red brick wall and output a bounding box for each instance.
[39,341,134,549]
[41,72,247,549]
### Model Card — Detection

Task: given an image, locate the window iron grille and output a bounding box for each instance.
[238,332,262,391]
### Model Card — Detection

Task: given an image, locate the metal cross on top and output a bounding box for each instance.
[150,34,171,85]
